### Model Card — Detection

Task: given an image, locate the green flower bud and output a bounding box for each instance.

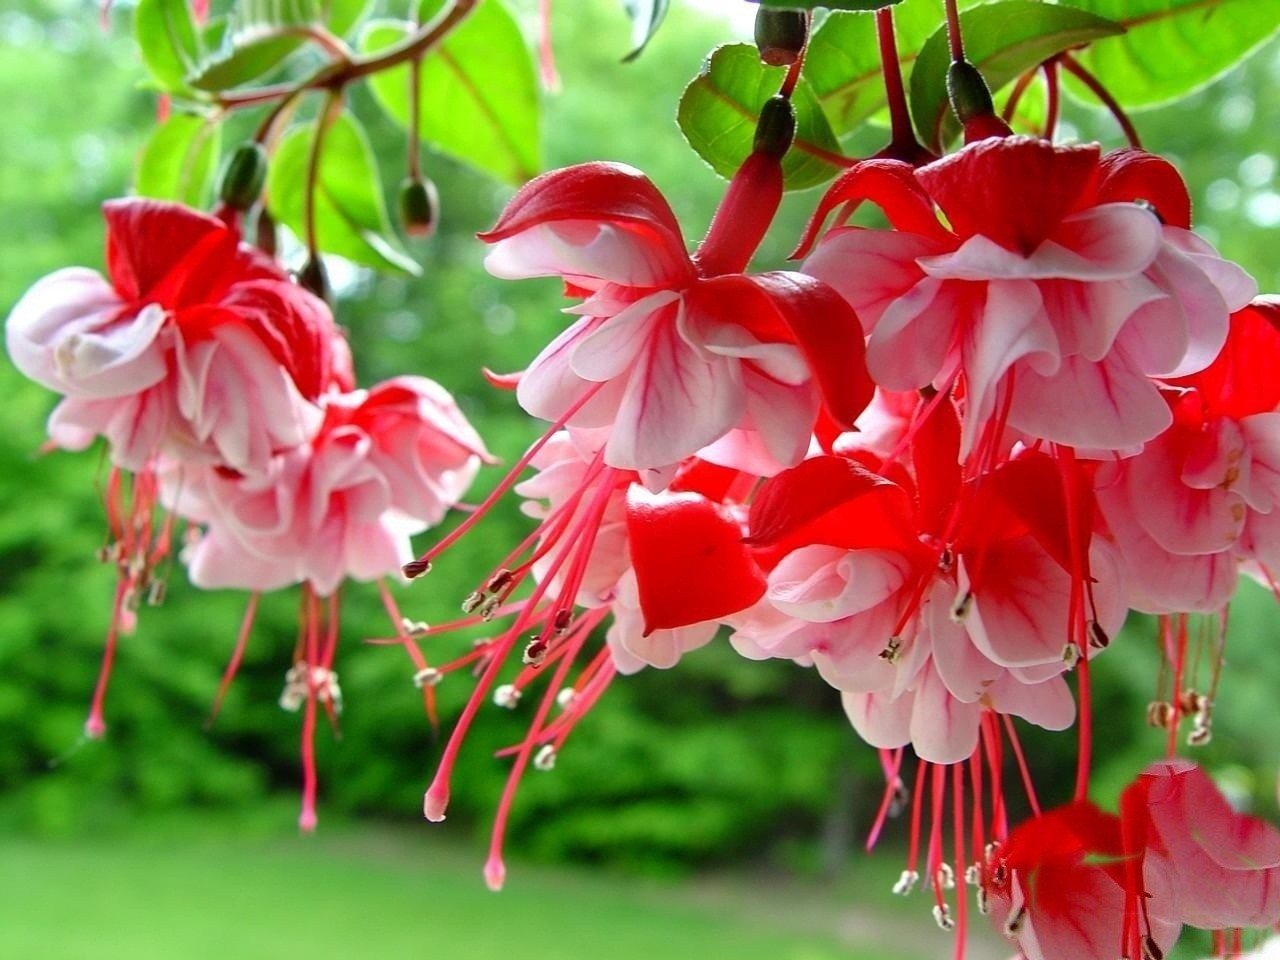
[298,255,331,306]
[255,207,278,258]
[753,94,796,159]
[398,175,439,239]
[218,142,268,212]
[946,59,996,126]
[754,8,807,67]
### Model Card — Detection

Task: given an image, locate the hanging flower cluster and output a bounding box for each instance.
[397,105,1280,954]
[9,2,1280,959]
[5,198,488,828]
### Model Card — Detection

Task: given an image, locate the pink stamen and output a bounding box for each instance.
[208,592,260,725]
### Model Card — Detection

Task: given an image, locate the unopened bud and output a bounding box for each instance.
[298,254,331,306]
[753,94,796,159]
[398,175,439,239]
[947,59,996,127]
[753,8,806,67]
[255,207,278,257]
[218,141,268,212]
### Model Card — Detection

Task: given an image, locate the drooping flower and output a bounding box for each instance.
[741,398,1123,765]
[479,160,872,476]
[801,138,1256,455]
[162,378,488,830]
[7,198,336,474]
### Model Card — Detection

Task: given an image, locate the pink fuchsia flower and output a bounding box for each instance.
[479,160,872,474]
[743,403,1124,765]
[985,761,1280,960]
[800,137,1256,455]
[6,198,337,474]
[170,379,487,596]
[1097,297,1280,613]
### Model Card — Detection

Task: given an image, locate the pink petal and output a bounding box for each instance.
[1007,348,1172,450]
[841,689,913,751]
[802,228,943,333]
[909,665,981,764]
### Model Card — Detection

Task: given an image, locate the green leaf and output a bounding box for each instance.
[621,0,670,61]
[135,0,203,93]
[360,3,540,186]
[135,113,222,208]
[266,111,420,275]
[190,0,370,92]
[803,0,980,137]
[909,0,1124,151]
[677,43,843,191]
[1059,0,1280,107]
[751,0,903,10]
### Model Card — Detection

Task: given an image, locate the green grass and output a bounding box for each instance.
[0,815,956,960]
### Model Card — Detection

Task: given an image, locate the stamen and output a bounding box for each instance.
[413,667,442,688]
[493,684,522,709]
[893,869,920,895]
[879,635,904,663]
[1003,903,1027,938]
[1088,620,1110,649]
[533,745,557,771]
[932,903,955,932]
[950,590,973,622]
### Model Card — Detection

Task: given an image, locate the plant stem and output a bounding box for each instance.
[304,92,343,256]
[217,0,478,109]
[1060,53,1142,148]
[875,8,925,161]
[944,0,965,63]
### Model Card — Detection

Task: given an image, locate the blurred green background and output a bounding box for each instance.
[1,1,1278,957]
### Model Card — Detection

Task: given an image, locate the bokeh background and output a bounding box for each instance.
[1,1,1278,957]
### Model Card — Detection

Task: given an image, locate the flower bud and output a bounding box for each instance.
[255,207,278,258]
[753,94,796,159]
[218,142,268,212]
[946,59,995,125]
[754,8,806,67]
[298,254,331,306]
[398,175,440,239]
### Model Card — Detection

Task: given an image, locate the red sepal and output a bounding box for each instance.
[916,137,1100,254]
[747,455,918,568]
[792,159,946,258]
[1168,297,1280,421]
[626,486,765,634]
[1092,149,1192,230]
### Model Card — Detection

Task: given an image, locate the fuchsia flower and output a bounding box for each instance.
[741,399,1123,764]
[986,761,1280,960]
[801,138,1256,454]
[7,199,337,474]
[168,378,488,596]
[479,160,872,474]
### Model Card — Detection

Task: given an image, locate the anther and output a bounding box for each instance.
[1062,643,1080,668]
[402,558,432,578]
[534,745,557,771]
[888,779,909,817]
[461,591,484,614]
[1188,723,1213,746]
[1143,935,1164,960]
[879,635,903,664]
[556,687,577,710]
[938,547,954,573]
[484,568,512,595]
[932,903,955,932]
[950,591,973,622]
[412,667,442,689]
[936,862,956,890]
[479,596,502,621]
[892,869,919,895]
[976,886,991,915]
[1088,620,1110,649]
[146,579,167,607]
[1003,904,1027,938]
[400,617,430,635]
[523,638,548,667]
[964,864,981,887]
[493,684,522,709]
[553,609,573,637]
[1146,701,1176,729]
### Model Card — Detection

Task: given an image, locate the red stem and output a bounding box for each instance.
[1060,53,1142,148]
[945,0,965,62]
[875,8,923,160]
